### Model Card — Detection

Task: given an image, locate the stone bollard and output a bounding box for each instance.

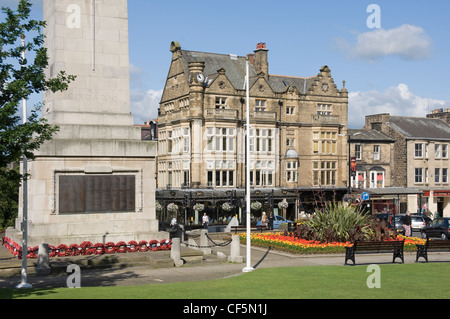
[36,243,51,275]
[170,238,184,267]
[228,235,244,263]
[200,229,211,255]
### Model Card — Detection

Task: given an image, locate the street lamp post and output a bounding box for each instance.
[243,59,254,273]
[16,35,32,289]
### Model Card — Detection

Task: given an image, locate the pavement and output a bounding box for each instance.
[0,231,448,289]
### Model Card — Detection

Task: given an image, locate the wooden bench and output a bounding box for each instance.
[345,240,405,265]
[416,239,450,263]
[231,225,266,234]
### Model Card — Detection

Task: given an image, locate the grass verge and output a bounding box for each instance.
[1,263,449,299]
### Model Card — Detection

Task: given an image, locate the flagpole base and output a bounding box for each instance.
[242,267,254,273]
[16,282,32,289]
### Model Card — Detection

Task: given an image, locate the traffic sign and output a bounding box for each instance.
[361,192,370,201]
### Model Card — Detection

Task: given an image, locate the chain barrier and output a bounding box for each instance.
[206,233,233,247]
[181,232,233,249]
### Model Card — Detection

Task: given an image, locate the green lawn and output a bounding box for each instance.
[1,263,449,299]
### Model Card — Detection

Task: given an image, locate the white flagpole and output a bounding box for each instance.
[243,59,254,273]
[17,35,32,289]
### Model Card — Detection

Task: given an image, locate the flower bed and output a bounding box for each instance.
[2,237,171,259]
[239,232,425,255]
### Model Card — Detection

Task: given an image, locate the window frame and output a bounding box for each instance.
[414,168,423,184]
[414,143,423,158]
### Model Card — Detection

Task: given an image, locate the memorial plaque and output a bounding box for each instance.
[59,175,135,214]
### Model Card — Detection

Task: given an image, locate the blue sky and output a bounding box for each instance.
[5,0,450,128]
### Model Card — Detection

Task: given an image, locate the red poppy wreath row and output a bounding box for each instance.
[2,237,171,259]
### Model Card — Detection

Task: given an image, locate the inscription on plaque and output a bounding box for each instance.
[59,175,135,214]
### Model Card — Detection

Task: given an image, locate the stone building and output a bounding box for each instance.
[348,129,394,189]
[364,114,450,217]
[156,42,349,225]
[7,0,161,246]
[348,129,400,213]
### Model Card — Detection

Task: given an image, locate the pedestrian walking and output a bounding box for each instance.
[268,211,274,230]
[261,211,267,228]
[202,212,210,229]
[403,211,412,237]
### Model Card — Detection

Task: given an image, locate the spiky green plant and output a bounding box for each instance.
[306,202,374,243]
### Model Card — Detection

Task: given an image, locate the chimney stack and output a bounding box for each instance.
[254,43,269,79]
[247,53,255,64]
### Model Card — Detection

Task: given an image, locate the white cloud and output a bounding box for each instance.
[348,83,450,128]
[130,88,162,125]
[335,24,433,62]
[129,63,162,124]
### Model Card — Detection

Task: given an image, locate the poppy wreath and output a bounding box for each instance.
[160,239,171,250]
[104,242,116,254]
[80,241,94,255]
[7,240,21,257]
[126,240,138,253]
[27,246,38,259]
[56,244,68,257]
[49,245,57,258]
[165,239,172,250]
[149,240,159,251]
[3,238,20,257]
[94,243,104,255]
[69,244,80,256]
[15,242,21,255]
[138,240,148,252]
[115,241,127,253]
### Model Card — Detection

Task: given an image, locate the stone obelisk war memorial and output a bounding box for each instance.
[6,0,164,246]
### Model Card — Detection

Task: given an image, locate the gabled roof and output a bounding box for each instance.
[387,116,450,140]
[180,50,254,90]
[178,49,317,93]
[348,129,394,142]
[268,75,316,95]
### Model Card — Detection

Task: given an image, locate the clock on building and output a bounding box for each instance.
[196,73,205,83]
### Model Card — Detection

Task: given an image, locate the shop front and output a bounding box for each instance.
[347,188,424,216]
[423,190,450,218]
[155,188,298,229]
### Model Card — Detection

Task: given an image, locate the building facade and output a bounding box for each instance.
[348,129,394,190]
[156,42,349,225]
[364,114,450,217]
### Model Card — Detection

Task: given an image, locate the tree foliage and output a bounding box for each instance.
[0,0,75,228]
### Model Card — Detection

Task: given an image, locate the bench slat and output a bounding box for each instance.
[345,240,404,265]
[416,239,450,263]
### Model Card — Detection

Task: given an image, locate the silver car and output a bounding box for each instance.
[411,215,428,230]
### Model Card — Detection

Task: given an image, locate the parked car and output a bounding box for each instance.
[410,215,429,231]
[392,214,405,234]
[257,215,293,229]
[413,213,432,226]
[392,214,429,234]
[421,217,450,240]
